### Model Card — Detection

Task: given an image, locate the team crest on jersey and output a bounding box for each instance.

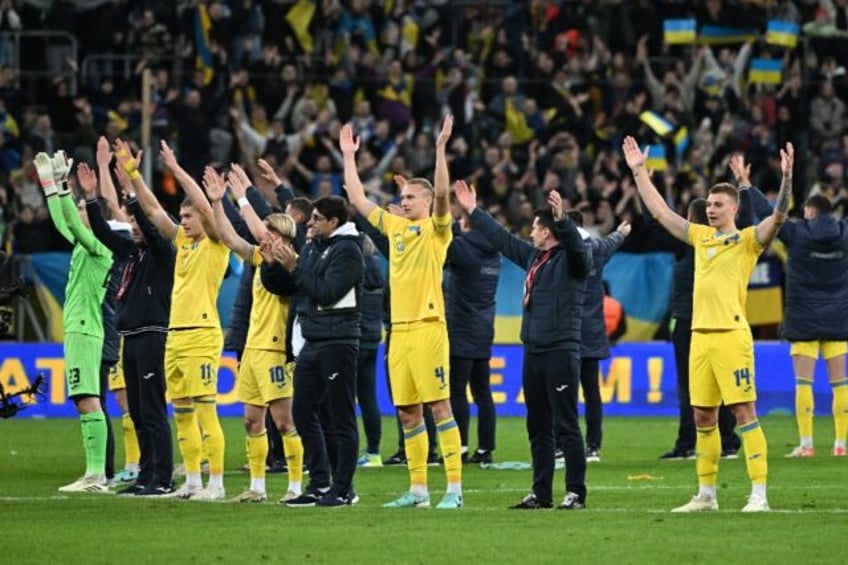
[392,233,405,253]
[408,225,421,236]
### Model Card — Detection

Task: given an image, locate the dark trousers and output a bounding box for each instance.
[385,330,437,455]
[449,356,496,452]
[293,342,359,496]
[357,346,381,454]
[672,319,741,452]
[525,349,586,503]
[97,362,116,479]
[123,331,173,486]
[579,358,603,450]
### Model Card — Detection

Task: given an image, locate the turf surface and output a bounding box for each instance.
[1,415,844,564]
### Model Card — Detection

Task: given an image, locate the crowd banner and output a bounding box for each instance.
[0,342,822,418]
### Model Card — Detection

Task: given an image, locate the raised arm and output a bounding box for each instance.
[340,124,378,218]
[203,166,255,263]
[34,152,74,244]
[549,189,591,279]
[114,162,174,260]
[622,136,687,242]
[114,138,177,241]
[78,162,133,258]
[51,152,108,256]
[159,140,221,241]
[96,136,127,222]
[433,114,452,218]
[229,164,271,244]
[756,142,792,247]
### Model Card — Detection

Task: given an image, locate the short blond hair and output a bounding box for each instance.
[265,213,297,241]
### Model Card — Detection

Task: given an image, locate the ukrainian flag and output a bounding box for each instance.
[639,111,674,137]
[644,144,668,171]
[673,127,689,159]
[749,58,782,84]
[664,19,696,45]
[699,25,758,45]
[766,20,799,49]
[286,0,316,53]
[194,5,214,85]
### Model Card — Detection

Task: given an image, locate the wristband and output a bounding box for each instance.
[56,181,70,196]
[126,192,137,202]
[40,178,58,197]
[237,196,250,208]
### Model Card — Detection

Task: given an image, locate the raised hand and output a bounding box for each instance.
[453,180,476,214]
[387,203,404,216]
[113,163,134,197]
[202,166,226,202]
[230,163,253,192]
[339,124,360,154]
[227,168,249,199]
[622,136,648,171]
[51,150,73,185]
[114,138,141,177]
[34,152,56,192]
[436,114,454,147]
[616,220,632,237]
[548,189,564,220]
[96,136,113,167]
[729,153,751,186]
[257,158,282,187]
[780,142,794,176]
[160,140,179,171]
[276,240,298,272]
[76,162,98,198]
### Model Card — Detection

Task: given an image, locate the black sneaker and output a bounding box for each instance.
[558,491,586,510]
[137,482,176,496]
[384,450,407,466]
[510,493,553,509]
[554,449,565,461]
[285,487,329,508]
[468,449,493,464]
[427,453,441,466]
[267,460,288,474]
[585,448,600,463]
[316,490,359,508]
[659,448,696,460]
[117,483,145,496]
[721,448,739,459]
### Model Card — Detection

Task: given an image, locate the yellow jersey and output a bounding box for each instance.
[687,223,763,331]
[246,247,288,352]
[368,208,452,323]
[169,226,230,329]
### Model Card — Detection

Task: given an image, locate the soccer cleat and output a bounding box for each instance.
[660,448,696,460]
[316,490,359,507]
[510,493,553,510]
[286,488,328,508]
[383,450,407,466]
[558,492,586,510]
[231,489,267,503]
[58,475,112,494]
[116,483,145,496]
[833,446,847,457]
[741,493,770,513]
[435,492,463,509]
[191,485,226,502]
[137,483,176,496]
[114,469,139,483]
[786,446,815,458]
[468,449,493,464]
[585,449,601,463]
[671,494,718,513]
[165,482,202,500]
[383,491,431,508]
[278,490,301,504]
[357,452,384,468]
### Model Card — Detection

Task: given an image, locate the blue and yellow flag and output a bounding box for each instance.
[286,0,316,53]
[699,25,758,45]
[766,20,799,49]
[645,144,668,171]
[673,127,689,159]
[194,5,214,85]
[664,19,697,45]
[749,59,782,84]
[639,111,674,137]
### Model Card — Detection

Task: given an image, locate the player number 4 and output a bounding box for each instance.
[434,367,446,390]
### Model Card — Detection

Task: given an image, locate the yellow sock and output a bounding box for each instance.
[696,425,720,487]
[404,423,429,492]
[436,417,462,488]
[195,398,226,477]
[174,405,202,474]
[795,377,814,443]
[246,430,268,479]
[283,431,304,484]
[122,413,140,468]
[832,380,848,444]
[740,419,768,485]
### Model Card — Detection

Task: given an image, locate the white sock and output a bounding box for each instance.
[835,440,846,449]
[186,472,202,488]
[698,485,717,499]
[250,478,265,494]
[208,474,224,489]
[461,446,468,455]
[288,480,302,495]
[410,484,429,498]
[800,436,813,448]
[751,483,767,499]
[447,482,462,495]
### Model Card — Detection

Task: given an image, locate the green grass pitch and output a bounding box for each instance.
[1,415,844,564]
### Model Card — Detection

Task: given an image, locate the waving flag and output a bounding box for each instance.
[766,20,799,48]
[644,144,668,171]
[194,5,214,85]
[749,59,782,84]
[664,19,697,45]
[699,25,758,45]
[639,111,674,137]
